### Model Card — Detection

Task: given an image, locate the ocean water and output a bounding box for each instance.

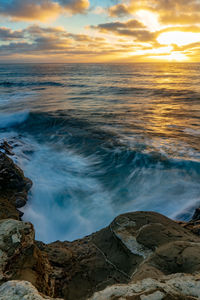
[0,63,200,243]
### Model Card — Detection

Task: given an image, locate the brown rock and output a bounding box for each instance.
[38,212,200,300]
[0,140,14,156]
[0,219,55,297]
[0,151,32,220]
[192,208,200,221]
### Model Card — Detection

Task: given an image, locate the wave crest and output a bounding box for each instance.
[0,111,30,129]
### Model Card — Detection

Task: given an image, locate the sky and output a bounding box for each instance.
[0,0,200,62]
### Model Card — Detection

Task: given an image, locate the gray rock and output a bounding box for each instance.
[15,197,26,208]
[0,280,63,300]
[88,273,200,300]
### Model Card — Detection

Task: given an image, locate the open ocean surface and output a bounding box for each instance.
[0,63,200,243]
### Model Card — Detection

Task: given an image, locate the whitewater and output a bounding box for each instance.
[0,63,199,243]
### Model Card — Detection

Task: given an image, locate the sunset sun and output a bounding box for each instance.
[0,0,200,62]
[157,31,200,47]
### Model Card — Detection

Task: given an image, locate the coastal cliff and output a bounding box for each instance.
[0,149,200,300]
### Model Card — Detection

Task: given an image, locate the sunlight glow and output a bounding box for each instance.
[129,46,173,57]
[157,31,200,46]
[148,52,189,62]
[136,10,160,31]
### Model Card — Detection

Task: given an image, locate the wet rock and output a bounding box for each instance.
[192,208,200,221]
[17,209,24,218]
[0,150,32,220]
[0,280,63,300]
[0,140,14,156]
[15,196,27,208]
[0,150,31,192]
[177,214,200,236]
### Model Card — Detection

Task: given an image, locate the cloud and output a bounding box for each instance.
[97,19,146,30]
[0,13,200,62]
[92,19,155,42]
[0,25,110,58]
[108,0,200,25]
[0,27,24,40]
[0,0,90,22]
[58,0,89,14]
[91,6,106,15]
[109,3,131,17]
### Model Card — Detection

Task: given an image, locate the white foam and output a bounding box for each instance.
[18,140,114,243]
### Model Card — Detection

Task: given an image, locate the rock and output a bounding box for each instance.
[15,196,27,208]
[88,273,200,300]
[0,210,200,300]
[17,209,24,218]
[0,150,32,220]
[39,211,200,300]
[192,208,200,221]
[0,219,34,281]
[0,151,30,191]
[0,280,63,300]
[0,219,55,296]
[0,140,14,156]
[177,213,200,236]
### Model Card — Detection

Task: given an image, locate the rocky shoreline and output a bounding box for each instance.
[0,148,200,299]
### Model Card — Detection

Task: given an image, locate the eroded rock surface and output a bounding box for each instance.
[88,273,200,300]
[38,212,200,300]
[0,280,63,300]
[0,219,55,297]
[0,150,32,220]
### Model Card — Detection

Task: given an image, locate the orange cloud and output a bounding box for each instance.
[0,0,90,22]
[109,0,200,26]
[59,0,89,14]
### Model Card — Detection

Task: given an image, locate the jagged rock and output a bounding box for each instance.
[192,208,200,221]
[0,219,55,296]
[0,219,34,281]
[0,280,63,300]
[38,211,200,300]
[0,140,14,156]
[15,196,27,208]
[177,218,200,236]
[88,273,200,300]
[0,150,32,220]
[0,151,30,191]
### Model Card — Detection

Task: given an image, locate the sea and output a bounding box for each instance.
[0,63,199,243]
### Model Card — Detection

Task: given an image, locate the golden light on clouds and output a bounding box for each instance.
[157,31,200,47]
[0,0,200,62]
[135,10,160,31]
[148,52,189,62]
